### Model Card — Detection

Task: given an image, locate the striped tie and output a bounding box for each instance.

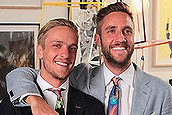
[107,77,121,115]
[48,88,65,115]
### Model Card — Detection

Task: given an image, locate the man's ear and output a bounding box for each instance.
[94,34,101,47]
[36,45,43,59]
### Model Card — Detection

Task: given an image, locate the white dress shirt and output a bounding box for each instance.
[104,63,135,115]
[37,73,69,114]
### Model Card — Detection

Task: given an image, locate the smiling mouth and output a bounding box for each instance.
[55,61,68,66]
[112,47,126,50]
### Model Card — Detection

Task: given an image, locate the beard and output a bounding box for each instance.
[101,44,134,68]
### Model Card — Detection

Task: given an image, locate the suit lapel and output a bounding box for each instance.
[130,63,152,115]
[89,65,105,103]
[67,86,85,115]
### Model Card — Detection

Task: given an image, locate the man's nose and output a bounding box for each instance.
[115,31,126,42]
[60,47,69,58]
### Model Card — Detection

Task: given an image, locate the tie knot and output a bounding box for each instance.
[112,77,121,86]
[48,88,65,97]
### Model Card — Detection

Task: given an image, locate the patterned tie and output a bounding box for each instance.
[48,88,65,115]
[107,77,121,115]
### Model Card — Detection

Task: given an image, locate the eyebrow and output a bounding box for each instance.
[50,40,63,44]
[69,43,78,48]
[51,40,78,48]
[104,25,117,31]
[124,25,133,30]
[105,25,133,31]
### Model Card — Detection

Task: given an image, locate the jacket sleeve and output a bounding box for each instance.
[6,67,40,104]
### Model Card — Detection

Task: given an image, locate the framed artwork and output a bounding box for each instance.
[133,12,147,44]
[71,1,102,66]
[131,0,148,44]
[0,23,40,100]
[152,0,172,66]
[0,23,40,69]
[0,0,42,9]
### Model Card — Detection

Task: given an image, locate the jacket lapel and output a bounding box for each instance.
[67,86,84,115]
[89,65,105,103]
[130,63,152,115]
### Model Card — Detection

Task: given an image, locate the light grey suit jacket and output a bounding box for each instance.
[6,62,172,115]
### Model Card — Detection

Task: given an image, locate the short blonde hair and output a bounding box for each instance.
[37,18,78,48]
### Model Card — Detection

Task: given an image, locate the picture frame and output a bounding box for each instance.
[133,12,147,44]
[0,0,42,9]
[70,1,102,66]
[0,23,40,69]
[132,0,147,44]
[152,0,172,67]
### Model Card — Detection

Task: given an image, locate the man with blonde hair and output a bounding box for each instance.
[0,18,104,115]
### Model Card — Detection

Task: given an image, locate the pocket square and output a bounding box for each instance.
[150,112,155,115]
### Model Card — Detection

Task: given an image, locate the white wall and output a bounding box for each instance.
[0,0,172,83]
[0,0,68,24]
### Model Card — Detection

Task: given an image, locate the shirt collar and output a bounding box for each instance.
[103,63,135,87]
[37,71,69,92]
[103,63,114,86]
[120,64,135,87]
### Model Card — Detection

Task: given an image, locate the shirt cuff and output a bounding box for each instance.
[13,93,42,107]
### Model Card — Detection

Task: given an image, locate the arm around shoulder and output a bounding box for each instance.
[6,67,40,102]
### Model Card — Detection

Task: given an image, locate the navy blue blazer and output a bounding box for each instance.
[0,86,105,115]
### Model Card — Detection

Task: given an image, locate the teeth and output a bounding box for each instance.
[55,62,68,66]
[112,47,126,50]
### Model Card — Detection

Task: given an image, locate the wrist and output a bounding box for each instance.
[25,95,43,106]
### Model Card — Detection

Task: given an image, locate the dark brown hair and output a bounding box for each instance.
[96,2,134,35]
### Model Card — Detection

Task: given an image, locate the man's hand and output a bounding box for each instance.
[25,95,59,115]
